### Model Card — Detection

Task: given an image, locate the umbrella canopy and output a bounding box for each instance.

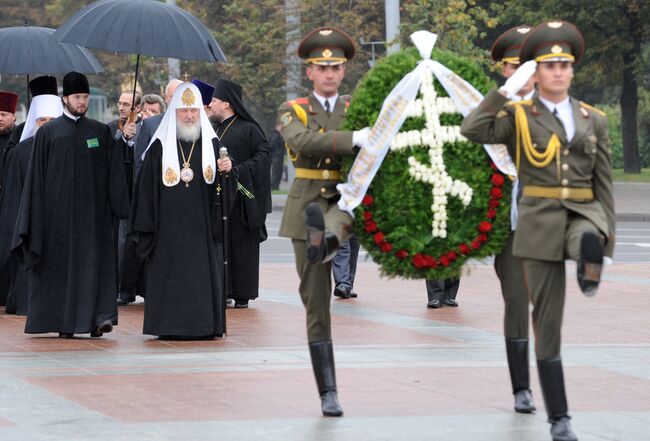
[52,0,226,62]
[0,26,104,75]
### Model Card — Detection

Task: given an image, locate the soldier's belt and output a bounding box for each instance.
[295,168,341,181]
[523,185,594,200]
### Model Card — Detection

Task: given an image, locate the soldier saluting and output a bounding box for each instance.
[277,27,369,417]
[461,20,615,441]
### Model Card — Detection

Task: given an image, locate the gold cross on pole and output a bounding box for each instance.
[182,72,190,82]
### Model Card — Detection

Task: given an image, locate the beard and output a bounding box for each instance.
[176,120,201,143]
[64,101,87,117]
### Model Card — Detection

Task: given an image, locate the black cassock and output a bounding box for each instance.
[131,138,228,338]
[0,136,34,314]
[216,116,271,301]
[12,115,130,334]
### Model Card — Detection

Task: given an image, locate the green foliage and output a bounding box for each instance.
[342,47,509,280]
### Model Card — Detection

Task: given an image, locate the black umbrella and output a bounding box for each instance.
[0,25,104,107]
[53,0,226,114]
[0,25,104,75]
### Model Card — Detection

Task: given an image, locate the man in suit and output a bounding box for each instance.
[277,27,369,417]
[461,20,615,441]
[490,25,537,415]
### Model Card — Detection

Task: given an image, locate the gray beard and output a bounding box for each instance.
[176,121,201,143]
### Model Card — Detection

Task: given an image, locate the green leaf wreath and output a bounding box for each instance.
[342,47,511,279]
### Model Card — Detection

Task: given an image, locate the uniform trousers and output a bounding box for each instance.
[494,231,529,338]
[522,213,602,360]
[292,201,353,341]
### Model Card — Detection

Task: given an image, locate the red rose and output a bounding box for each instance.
[488,199,500,209]
[487,208,497,219]
[363,211,373,221]
[446,251,458,261]
[479,221,492,233]
[439,255,450,267]
[362,194,374,206]
[471,240,481,250]
[374,232,385,244]
[413,253,427,269]
[490,188,503,199]
[491,173,505,187]
[424,255,437,268]
[478,233,488,243]
[395,249,409,260]
[381,242,393,253]
[364,221,377,233]
[459,243,471,255]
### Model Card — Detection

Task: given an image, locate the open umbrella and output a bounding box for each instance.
[0,25,104,105]
[53,0,226,114]
[0,25,104,75]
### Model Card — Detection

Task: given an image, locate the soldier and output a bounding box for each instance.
[490,25,537,414]
[461,20,615,441]
[277,27,369,416]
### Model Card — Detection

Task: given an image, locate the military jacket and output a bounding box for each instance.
[277,93,355,239]
[461,89,615,261]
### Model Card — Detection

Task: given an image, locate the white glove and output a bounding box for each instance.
[499,60,537,99]
[352,127,371,148]
[603,256,613,266]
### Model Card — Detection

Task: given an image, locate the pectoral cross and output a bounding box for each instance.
[390,69,474,239]
[182,72,190,82]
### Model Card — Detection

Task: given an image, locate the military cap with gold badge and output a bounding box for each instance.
[298,27,355,65]
[519,20,585,64]
[491,25,532,65]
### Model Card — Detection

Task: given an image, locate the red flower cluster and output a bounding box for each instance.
[360,160,505,272]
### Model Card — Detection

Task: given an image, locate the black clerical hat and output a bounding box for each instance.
[213,78,264,137]
[29,76,58,97]
[191,79,215,106]
[62,71,89,96]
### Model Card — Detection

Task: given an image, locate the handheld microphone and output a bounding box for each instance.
[219,146,228,159]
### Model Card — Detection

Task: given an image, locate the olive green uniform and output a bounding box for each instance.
[461,88,615,359]
[278,94,355,342]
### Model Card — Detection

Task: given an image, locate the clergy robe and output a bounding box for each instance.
[0,137,34,314]
[12,114,130,334]
[131,137,227,337]
[216,116,271,301]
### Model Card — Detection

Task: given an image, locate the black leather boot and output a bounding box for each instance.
[308,340,343,417]
[305,203,340,264]
[577,231,603,297]
[505,338,536,413]
[538,357,578,441]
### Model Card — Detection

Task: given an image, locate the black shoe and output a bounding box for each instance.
[348,291,358,298]
[95,320,113,335]
[444,299,459,307]
[333,287,352,299]
[550,416,578,441]
[234,300,249,309]
[514,389,536,413]
[427,299,442,309]
[305,203,340,263]
[117,293,136,306]
[58,332,74,338]
[309,340,344,417]
[577,231,603,297]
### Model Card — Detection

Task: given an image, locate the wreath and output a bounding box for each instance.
[342,47,511,279]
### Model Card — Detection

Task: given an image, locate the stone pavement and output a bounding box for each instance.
[1,260,649,441]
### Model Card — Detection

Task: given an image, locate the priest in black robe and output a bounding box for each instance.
[131,82,232,339]
[209,79,271,308]
[0,90,62,315]
[12,72,130,337]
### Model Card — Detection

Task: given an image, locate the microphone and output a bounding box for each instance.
[219,146,228,159]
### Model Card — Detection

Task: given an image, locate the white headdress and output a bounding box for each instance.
[19,95,63,142]
[146,82,217,187]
